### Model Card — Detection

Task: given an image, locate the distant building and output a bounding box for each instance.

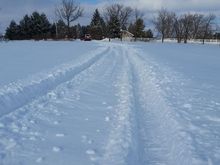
[121,30,134,41]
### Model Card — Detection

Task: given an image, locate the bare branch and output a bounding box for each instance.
[55,0,83,37]
[105,4,133,29]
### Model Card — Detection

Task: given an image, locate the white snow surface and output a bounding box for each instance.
[0,41,220,165]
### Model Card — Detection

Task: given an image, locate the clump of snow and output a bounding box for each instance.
[36,157,44,163]
[55,133,65,137]
[86,149,96,155]
[183,103,192,109]
[52,146,62,152]
[105,116,110,122]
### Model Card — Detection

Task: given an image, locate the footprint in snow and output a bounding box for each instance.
[57,91,65,98]
[47,92,57,99]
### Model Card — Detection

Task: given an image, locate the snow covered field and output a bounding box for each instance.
[0,41,220,165]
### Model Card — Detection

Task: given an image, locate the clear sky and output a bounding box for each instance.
[0,0,220,33]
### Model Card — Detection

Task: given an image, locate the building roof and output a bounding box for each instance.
[121,30,134,37]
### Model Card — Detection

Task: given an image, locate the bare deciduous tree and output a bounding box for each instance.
[182,14,194,43]
[153,9,167,43]
[191,14,204,39]
[105,4,133,30]
[174,16,184,43]
[153,9,217,44]
[201,14,216,44]
[55,0,83,38]
[153,9,175,43]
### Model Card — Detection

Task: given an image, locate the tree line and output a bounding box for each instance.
[3,0,219,42]
[4,0,152,40]
[153,9,219,44]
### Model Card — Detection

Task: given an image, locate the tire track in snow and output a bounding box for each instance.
[100,45,142,165]
[127,45,196,165]
[0,45,117,164]
[135,46,220,164]
[0,46,110,118]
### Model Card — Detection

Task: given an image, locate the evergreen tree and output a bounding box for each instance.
[90,9,102,27]
[55,19,67,39]
[6,12,53,40]
[39,13,51,39]
[5,20,20,40]
[19,14,32,39]
[80,25,90,39]
[30,12,51,39]
[90,9,106,40]
[129,18,145,40]
[145,29,153,38]
[108,15,121,40]
[50,23,57,39]
[135,18,145,38]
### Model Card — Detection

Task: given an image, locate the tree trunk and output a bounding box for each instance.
[184,35,187,43]
[177,37,181,43]
[202,32,206,44]
[162,35,164,43]
[67,20,70,38]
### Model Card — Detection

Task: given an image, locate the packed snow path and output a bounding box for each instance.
[0,42,220,165]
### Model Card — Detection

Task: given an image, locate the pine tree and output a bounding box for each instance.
[30,12,51,39]
[90,9,106,40]
[6,12,53,40]
[39,13,51,39]
[31,12,42,39]
[108,15,120,40]
[5,20,20,40]
[90,9,105,27]
[56,19,67,39]
[80,25,90,39]
[145,29,153,38]
[135,18,145,38]
[128,18,146,40]
[19,14,32,39]
[50,23,57,39]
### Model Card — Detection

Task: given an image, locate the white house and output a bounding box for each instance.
[121,30,134,41]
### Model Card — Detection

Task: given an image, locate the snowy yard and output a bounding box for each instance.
[0,41,220,165]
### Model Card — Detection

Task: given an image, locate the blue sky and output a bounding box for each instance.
[0,0,220,33]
